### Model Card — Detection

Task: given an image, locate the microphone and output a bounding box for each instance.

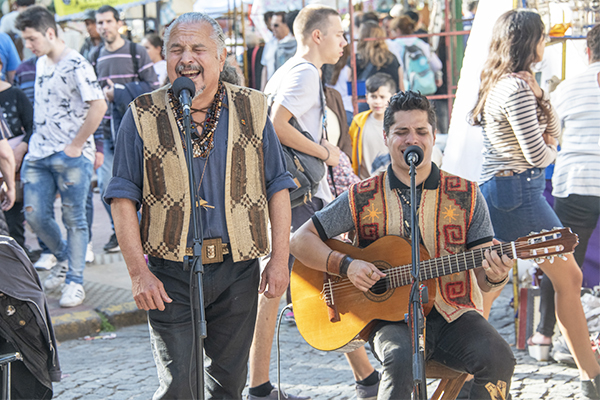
[172,77,196,117]
[404,145,424,167]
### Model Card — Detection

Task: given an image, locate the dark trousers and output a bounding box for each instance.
[5,201,25,249]
[370,309,516,399]
[537,194,600,337]
[147,255,260,400]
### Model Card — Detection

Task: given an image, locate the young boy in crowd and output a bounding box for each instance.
[349,72,396,179]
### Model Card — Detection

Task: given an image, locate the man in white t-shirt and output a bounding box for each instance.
[16,6,107,308]
[248,6,380,400]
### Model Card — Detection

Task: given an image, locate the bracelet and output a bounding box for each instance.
[339,255,354,277]
[326,251,345,277]
[485,274,509,288]
[322,145,330,162]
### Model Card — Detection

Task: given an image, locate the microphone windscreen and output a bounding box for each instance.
[172,76,196,99]
[404,145,424,166]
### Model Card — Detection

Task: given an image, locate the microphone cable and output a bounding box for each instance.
[276,303,294,400]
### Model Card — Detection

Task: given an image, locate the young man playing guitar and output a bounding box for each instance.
[290,91,516,399]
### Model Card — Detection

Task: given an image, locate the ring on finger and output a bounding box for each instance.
[367,271,373,279]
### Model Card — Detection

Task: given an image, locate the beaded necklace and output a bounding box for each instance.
[168,81,226,158]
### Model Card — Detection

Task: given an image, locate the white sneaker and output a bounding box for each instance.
[85,243,95,264]
[43,260,68,290]
[59,282,85,307]
[34,253,57,271]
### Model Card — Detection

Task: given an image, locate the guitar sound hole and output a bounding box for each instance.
[369,277,388,295]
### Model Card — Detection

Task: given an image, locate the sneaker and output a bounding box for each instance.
[43,260,68,290]
[103,233,120,253]
[247,388,311,400]
[356,380,380,400]
[34,253,57,271]
[59,282,85,307]
[284,310,296,325]
[85,242,95,263]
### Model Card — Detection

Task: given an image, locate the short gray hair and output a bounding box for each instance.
[163,12,226,58]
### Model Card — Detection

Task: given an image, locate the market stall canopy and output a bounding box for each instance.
[194,0,253,18]
[54,0,160,21]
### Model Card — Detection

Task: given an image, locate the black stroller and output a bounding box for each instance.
[0,236,60,399]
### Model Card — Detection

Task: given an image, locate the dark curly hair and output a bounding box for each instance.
[383,91,436,135]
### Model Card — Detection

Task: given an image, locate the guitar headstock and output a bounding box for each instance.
[514,228,578,262]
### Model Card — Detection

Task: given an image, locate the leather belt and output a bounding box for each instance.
[495,170,514,177]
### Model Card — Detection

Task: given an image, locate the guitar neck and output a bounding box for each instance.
[386,242,513,289]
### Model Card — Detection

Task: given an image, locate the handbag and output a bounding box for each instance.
[328,151,360,197]
[284,117,326,208]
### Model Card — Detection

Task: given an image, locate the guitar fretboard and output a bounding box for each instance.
[385,243,513,289]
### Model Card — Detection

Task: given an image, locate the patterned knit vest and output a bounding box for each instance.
[131,82,270,263]
[348,169,483,322]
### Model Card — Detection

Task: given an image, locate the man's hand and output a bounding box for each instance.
[321,139,340,167]
[94,152,104,170]
[12,142,27,171]
[258,256,289,298]
[482,239,513,283]
[543,133,557,148]
[0,182,15,211]
[131,269,172,311]
[347,259,386,292]
[63,143,83,158]
[103,78,115,103]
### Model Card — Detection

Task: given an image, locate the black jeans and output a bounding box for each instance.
[537,194,600,337]
[369,309,516,399]
[147,255,260,399]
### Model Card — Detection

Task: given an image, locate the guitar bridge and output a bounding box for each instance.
[323,274,340,323]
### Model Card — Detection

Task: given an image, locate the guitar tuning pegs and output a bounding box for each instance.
[535,257,544,264]
[547,256,555,263]
[541,229,548,233]
[559,255,568,261]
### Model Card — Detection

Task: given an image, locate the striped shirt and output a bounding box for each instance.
[479,75,560,183]
[551,62,600,198]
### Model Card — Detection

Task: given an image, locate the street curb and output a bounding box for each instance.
[97,301,147,328]
[51,310,102,342]
[51,302,147,342]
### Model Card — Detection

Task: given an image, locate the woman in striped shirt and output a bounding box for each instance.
[472,10,600,399]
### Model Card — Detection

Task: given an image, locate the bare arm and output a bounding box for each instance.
[398,65,405,92]
[64,99,108,158]
[472,239,513,293]
[259,189,292,298]
[290,220,385,292]
[111,198,172,310]
[0,139,15,210]
[271,102,340,167]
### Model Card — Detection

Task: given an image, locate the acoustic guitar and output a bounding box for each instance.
[290,228,578,352]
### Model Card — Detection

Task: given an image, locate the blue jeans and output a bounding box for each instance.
[97,137,114,230]
[22,152,93,285]
[480,168,562,242]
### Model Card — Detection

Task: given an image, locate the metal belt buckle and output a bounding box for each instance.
[495,170,514,177]
[203,238,225,264]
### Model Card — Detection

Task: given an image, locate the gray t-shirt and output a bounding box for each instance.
[27,50,104,163]
[313,165,494,249]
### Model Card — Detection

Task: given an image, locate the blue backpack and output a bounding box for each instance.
[403,44,437,95]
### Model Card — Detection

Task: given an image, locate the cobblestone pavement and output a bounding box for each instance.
[51,284,591,400]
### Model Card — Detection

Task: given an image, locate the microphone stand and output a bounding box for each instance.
[408,156,427,400]
[182,99,207,400]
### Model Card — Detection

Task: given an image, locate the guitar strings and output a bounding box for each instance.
[320,241,568,300]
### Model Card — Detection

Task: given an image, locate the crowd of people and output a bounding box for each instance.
[0,1,598,400]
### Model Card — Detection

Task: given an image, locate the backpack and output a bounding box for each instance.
[403,44,437,95]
